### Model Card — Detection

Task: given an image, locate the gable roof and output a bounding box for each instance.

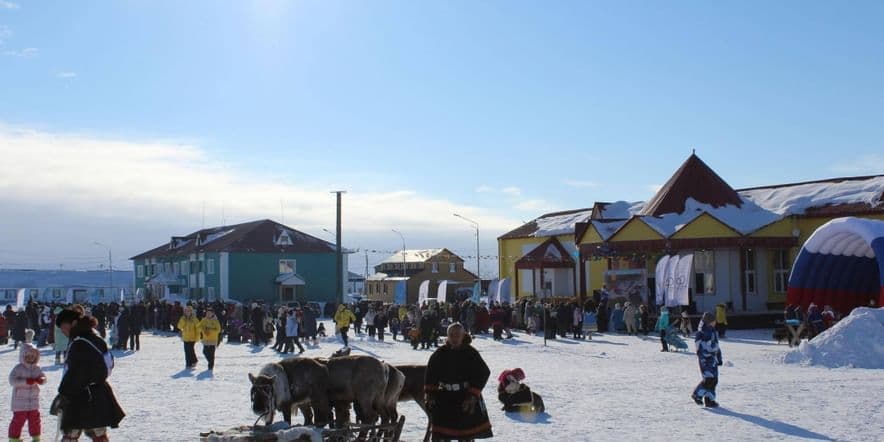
[639,154,742,217]
[515,236,575,268]
[130,219,336,260]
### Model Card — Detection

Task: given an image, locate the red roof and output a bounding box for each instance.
[515,237,575,269]
[639,154,742,217]
[130,219,336,260]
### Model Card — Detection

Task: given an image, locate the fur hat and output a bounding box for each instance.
[24,328,35,343]
[20,343,39,365]
[701,312,715,324]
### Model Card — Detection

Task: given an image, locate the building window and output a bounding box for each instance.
[694,250,715,295]
[383,284,388,294]
[449,263,456,273]
[52,288,62,297]
[773,249,789,293]
[97,288,105,297]
[207,259,215,275]
[208,287,215,300]
[164,262,171,273]
[29,289,38,298]
[279,259,296,274]
[432,262,439,273]
[137,265,144,278]
[744,249,757,295]
[173,262,179,275]
[276,231,293,246]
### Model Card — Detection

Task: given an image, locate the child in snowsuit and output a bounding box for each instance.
[497,368,545,413]
[691,312,723,408]
[8,344,46,442]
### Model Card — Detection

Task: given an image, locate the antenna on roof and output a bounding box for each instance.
[692,147,696,155]
[221,201,226,227]
[201,201,206,229]
[280,199,285,224]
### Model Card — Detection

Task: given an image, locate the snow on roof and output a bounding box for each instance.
[591,220,628,240]
[532,209,594,237]
[380,249,444,264]
[739,176,884,216]
[640,197,781,237]
[366,272,409,281]
[202,228,235,244]
[598,201,644,219]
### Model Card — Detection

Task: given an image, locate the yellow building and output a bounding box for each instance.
[498,154,884,312]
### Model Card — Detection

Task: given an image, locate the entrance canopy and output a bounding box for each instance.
[515,237,575,269]
[788,217,884,314]
[275,273,306,286]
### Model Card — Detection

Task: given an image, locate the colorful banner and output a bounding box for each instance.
[664,255,681,306]
[394,280,407,305]
[604,269,648,304]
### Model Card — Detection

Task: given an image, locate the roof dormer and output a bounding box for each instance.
[275,230,294,246]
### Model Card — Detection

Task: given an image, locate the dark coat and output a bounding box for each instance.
[12,311,27,341]
[302,309,318,336]
[425,341,493,440]
[58,323,125,430]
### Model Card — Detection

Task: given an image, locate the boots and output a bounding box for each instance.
[704,397,719,408]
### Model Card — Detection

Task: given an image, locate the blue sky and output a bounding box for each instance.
[1,1,883,275]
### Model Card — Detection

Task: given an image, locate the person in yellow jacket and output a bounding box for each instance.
[715,303,728,338]
[199,309,222,370]
[334,304,356,347]
[177,306,200,369]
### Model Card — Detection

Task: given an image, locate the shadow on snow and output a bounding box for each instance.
[708,407,834,441]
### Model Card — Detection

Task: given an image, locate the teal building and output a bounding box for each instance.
[130,219,344,304]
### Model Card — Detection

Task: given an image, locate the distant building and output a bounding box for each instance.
[498,153,884,313]
[364,249,478,304]
[130,219,348,305]
[348,271,365,295]
[0,269,135,305]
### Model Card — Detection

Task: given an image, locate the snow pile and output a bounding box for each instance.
[532,209,593,237]
[641,197,781,237]
[783,307,884,369]
[741,176,884,216]
[598,201,645,219]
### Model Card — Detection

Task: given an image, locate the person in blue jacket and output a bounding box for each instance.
[691,312,722,408]
[654,308,670,352]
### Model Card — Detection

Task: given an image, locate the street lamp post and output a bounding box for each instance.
[391,229,406,277]
[93,241,113,295]
[330,191,346,304]
[453,214,480,280]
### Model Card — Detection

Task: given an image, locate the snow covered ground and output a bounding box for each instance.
[2,324,882,441]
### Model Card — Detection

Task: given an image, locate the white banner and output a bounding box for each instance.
[664,255,680,307]
[15,289,25,310]
[671,253,693,307]
[499,278,512,304]
[655,255,671,306]
[488,278,500,302]
[436,280,448,304]
[418,280,431,305]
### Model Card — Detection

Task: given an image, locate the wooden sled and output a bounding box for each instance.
[200,416,406,442]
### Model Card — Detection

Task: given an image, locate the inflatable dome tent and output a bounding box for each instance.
[788,217,884,314]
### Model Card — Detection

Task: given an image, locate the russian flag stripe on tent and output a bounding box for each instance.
[787,217,884,313]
